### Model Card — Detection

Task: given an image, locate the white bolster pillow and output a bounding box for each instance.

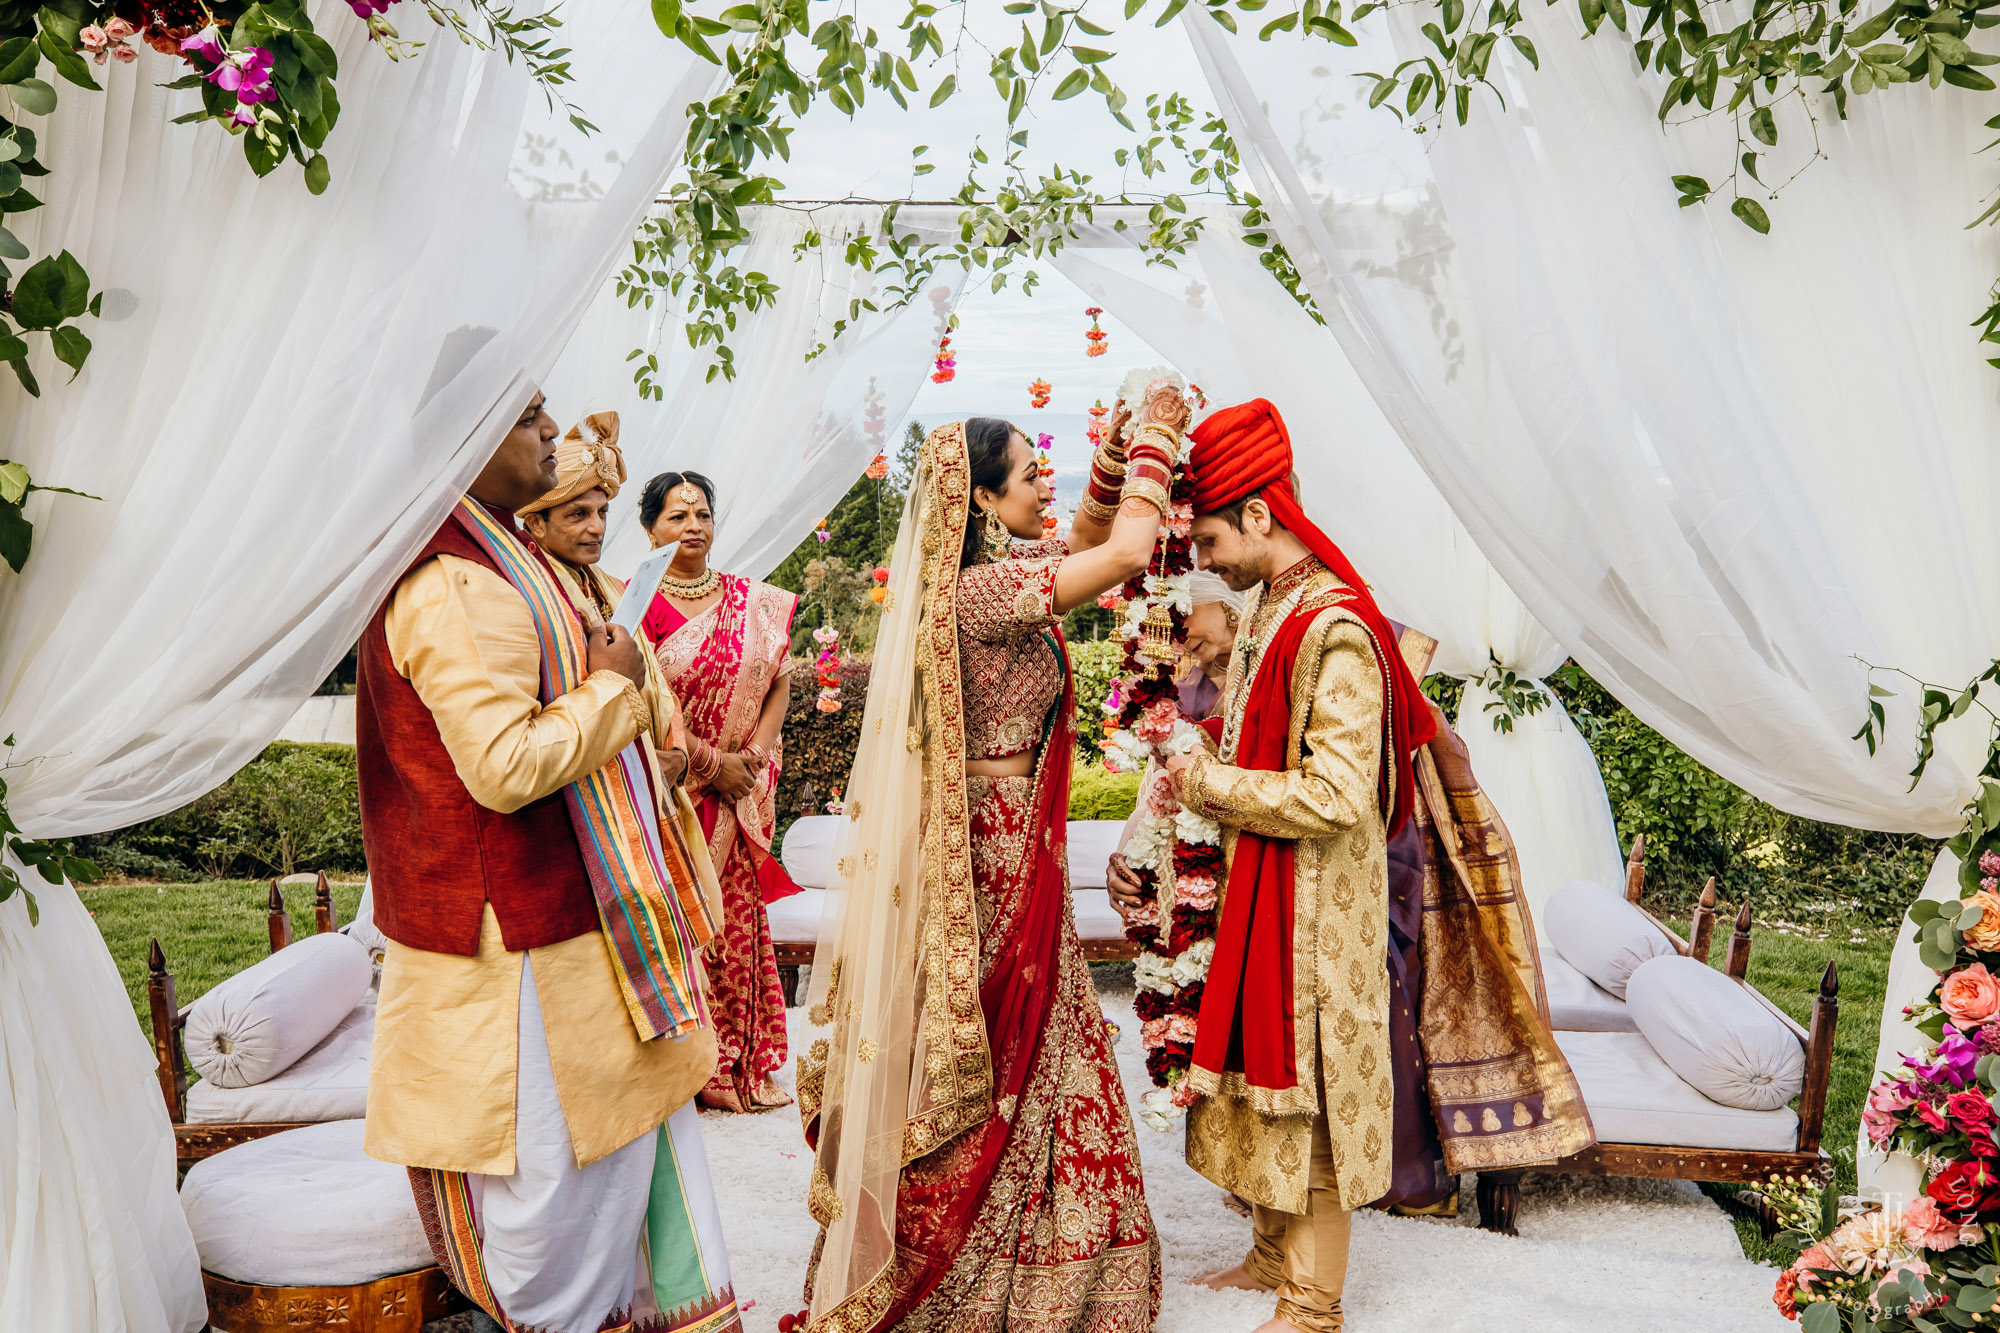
[1543,879,1675,998]
[1626,954,1805,1112]
[184,931,372,1088]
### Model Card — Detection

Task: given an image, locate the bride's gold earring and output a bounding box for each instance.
[982,504,1011,562]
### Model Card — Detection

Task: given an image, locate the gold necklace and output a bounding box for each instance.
[659,565,721,599]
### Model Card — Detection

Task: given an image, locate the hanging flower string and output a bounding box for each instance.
[863,377,889,479]
[1029,377,1052,409]
[1089,375,1217,1131]
[812,626,843,713]
[1037,434,1058,535]
[931,316,959,384]
[869,566,889,605]
[824,784,845,815]
[1086,400,1110,448]
[1084,307,1108,358]
[865,453,889,480]
[813,516,830,544]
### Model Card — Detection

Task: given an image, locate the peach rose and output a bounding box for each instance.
[1942,962,2000,1028]
[1962,891,2000,953]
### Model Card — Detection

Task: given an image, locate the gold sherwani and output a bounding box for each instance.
[365,553,718,1175]
[1178,558,1395,1214]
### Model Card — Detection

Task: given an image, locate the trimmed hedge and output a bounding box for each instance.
[79,741,365,882]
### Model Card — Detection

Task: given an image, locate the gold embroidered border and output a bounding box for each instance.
[804,1258,895,1333]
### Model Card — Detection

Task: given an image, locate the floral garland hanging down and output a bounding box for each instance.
[1089,364,1224,1133]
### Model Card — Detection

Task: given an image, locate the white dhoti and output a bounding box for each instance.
[410,959,740,1333]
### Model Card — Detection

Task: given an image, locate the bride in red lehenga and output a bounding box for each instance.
[797,389,1191,1333]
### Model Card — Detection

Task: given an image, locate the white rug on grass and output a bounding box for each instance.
[701,986,1789,1333]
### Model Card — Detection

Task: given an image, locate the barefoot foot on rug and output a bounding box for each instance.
[1194,1264,1273,1292]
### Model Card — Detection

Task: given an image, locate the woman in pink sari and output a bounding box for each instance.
[637,469,801,1112]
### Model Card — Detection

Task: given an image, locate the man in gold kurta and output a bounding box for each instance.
[1162,399,1439,1333]
[358,389,732,1333]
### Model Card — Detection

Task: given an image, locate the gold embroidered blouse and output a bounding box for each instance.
[956,538,1069,761]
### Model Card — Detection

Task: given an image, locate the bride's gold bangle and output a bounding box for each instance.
[1120,474,1170,516]
[1079,494,1119,524]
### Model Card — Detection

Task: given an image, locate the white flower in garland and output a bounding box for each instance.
[1144,571,1193,615]
[1174,808,1221,846]
[1103,728,1154,776]
[1171,937,1215,988]
[1137,1085,1185,1133]
[1134,950,1179,995]
[1123,810,1173,873]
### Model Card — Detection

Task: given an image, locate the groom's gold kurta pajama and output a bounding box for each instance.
[1178,560,1391,1333]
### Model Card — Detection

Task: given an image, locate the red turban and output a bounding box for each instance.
[1183,397,1437,836]
[1188,398,1291,515]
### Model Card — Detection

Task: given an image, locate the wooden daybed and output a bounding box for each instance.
[151,874,467,1333]
[1475,837,1838,1233]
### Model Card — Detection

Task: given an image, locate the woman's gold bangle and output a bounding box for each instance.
[1079,494,1119,524]
[1120,476,1170,516]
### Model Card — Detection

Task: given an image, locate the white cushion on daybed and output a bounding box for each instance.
[1071,888,1128,942]
[343,878,389,957]
[1543,879,1675,999]
[180,1119,432,1287]
[1556,1030,1800,1153]
[1540,950,1638,1033]
[780,816,841,889]
[766,886,826,946]
[1626,954,1805,1112]
[186,997,374,1125]
[184,931,373,1088]
[1066,821,1126,890]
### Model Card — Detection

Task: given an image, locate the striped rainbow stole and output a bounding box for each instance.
[453,497,708,1042]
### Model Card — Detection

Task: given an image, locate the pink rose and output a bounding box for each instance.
[104,17,135,38]
[78,24,106,49]
[110,44,136,62]
[1943,963,2000,1028]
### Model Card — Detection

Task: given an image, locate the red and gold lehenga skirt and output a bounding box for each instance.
[867,773,1159,1333]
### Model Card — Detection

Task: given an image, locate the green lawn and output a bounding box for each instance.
[83,878,365,1038]
[84,880,1894,1266]
[1665,916,1896,1265]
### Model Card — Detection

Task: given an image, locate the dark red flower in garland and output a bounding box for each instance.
[1929,1157,2000,1221]
[1134,989,1172,1023]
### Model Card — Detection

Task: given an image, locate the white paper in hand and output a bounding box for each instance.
[611,547,678,636]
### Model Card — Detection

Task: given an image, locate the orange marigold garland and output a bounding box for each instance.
[869,566,889,604]
[1028,377,1052,408]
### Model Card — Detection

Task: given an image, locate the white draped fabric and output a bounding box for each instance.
[0,8,714,1323]
[1185,11,2000,1193]
[1041,214,1623,918]
[553,205,967,582]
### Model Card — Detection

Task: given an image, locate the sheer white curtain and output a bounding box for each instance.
[0,8,714,1324]
[1185,9,2000,1193]
[1047,215,1622,917]
[557,205,967,582]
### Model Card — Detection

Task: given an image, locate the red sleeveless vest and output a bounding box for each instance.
[356,513,600,956]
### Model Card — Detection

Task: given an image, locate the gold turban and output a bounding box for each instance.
[518,411,625,516]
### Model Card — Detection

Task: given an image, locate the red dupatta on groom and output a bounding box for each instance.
[1186,399,1436,1100]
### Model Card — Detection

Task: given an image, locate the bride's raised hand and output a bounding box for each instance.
[1107,398,1134,452]
[1138,379,1190,434]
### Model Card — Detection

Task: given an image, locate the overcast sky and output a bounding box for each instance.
[749,2,1225,487]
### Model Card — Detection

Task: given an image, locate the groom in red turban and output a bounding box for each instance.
[1163,397,1435,1333]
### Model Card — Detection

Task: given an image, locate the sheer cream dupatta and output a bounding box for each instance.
[797,422,994,1333]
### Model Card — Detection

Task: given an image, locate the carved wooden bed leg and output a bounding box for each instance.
[1688,878,1718,964]
[1724,897,1754,980]
[148,938,187,1122]
[1475,1170,1524,1236]
[267,880,293,954]
[778,964,801,1007]
[1623,834,1646,906]
[313,869,337,936]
